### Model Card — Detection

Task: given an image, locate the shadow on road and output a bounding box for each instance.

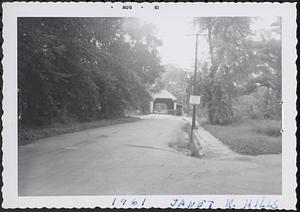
[124,144,175,154]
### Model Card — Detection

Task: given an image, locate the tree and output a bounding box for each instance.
[194,17,253,124]
[243,17,282,119]
[192,17,282,123]
[18,17,163,126]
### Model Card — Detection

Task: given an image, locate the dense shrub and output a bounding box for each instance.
[233,87,281,121]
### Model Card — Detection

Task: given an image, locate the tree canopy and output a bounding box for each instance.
[18,17,164,126]
[193,17,281,124]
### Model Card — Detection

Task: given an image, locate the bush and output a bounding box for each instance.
[233,87,281,121]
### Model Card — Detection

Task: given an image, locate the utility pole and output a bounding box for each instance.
[190,33,199,143]
[185,32,207,155]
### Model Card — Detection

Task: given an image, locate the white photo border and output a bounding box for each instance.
[1,2,297,209]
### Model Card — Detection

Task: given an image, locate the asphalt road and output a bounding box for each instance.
[19,114,281,195]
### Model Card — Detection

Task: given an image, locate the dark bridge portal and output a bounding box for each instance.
[154,98,175,115]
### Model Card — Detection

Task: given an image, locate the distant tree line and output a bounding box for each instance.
[18,18,163,127]
[150,64,191,109]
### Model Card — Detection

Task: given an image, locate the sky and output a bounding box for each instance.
[140,17,278,70]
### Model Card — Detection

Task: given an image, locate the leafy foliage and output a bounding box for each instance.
[18,18,163,126]
[193,17,281,124]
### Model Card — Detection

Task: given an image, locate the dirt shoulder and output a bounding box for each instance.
[19,116,140,146]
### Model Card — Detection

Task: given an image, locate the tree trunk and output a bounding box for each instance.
[207,18,216,124]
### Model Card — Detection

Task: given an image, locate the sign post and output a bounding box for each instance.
[189,95,201,138]
[189,95,200,156]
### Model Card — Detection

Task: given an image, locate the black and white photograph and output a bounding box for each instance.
[2,2,297,209]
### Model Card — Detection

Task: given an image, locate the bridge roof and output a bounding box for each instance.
[152,89,177,101]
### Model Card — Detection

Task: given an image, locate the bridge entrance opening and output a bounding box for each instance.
[150,89,182,116]
[153,98,175,115]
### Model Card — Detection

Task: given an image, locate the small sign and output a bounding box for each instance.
[189,95,201,105]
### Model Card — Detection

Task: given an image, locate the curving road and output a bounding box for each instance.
[19,114,281,196]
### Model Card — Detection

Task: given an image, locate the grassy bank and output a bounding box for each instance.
[168,122,191,154]
[19,116,140,146]
[168,121,202,157]
[202,119,282,155]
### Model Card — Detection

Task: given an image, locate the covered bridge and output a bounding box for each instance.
[150,89,182,115]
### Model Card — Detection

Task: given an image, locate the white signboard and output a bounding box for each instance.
[189,95,201,105]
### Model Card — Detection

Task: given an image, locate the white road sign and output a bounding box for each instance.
[189,95,201,105]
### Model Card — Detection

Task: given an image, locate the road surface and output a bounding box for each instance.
[19,114,281,195]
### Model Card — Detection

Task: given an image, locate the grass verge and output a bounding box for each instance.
[168,121,202,157]
[168,122,191,156]
[202,119,282,155]
[19,116,140,146]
